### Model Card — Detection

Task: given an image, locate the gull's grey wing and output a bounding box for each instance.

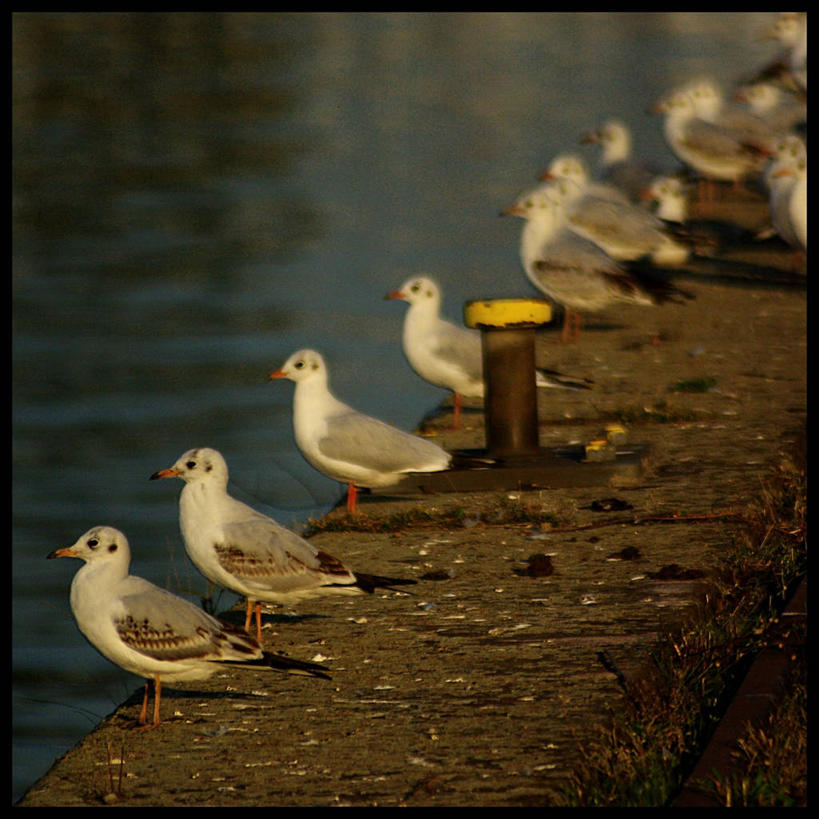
[431,320,483,382]
[214,517,356,594]
[113,577,257,662]
[318,409,449,473]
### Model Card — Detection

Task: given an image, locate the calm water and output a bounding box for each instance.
[12,12,775,802]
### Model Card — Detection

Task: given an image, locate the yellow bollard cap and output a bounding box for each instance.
[463,298,552,329]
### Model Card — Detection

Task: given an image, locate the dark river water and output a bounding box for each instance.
[12,12,776,803]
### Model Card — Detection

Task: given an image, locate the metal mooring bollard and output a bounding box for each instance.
[463,299,553,460]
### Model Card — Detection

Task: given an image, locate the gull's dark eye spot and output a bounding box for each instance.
[108,543,118,553]
[294,360,305,369]
[186,461,196,470]
[87,538,99,549]
[410,283,420,292]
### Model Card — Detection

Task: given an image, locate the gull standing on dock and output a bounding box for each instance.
[150,447,417,640]
[504,186,691,342]
[580,119,656,201]
[270,350,451,513]
[47,525,330,729]
[540,154,691,266]
[386,275,592,428]
[652,89,769,203]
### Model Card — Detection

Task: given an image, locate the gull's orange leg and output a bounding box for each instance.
[134,676,161,730]
[346,483,358,515]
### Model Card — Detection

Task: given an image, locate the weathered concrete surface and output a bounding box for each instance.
[18,191,806,806]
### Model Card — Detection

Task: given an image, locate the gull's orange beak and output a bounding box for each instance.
[46,546,78,560]
[384,290,405,300]
[268,369,288,380]
[501,203,525,217]
[149,467,181,481]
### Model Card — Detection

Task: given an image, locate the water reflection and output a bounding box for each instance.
[13,12,775,803]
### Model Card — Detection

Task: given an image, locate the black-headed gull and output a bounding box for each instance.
[47,525,330,728]
[734,82,806,135]
[757,12,807,93]
[385,275,592,428]
[652,89,769,202]
[539,163,691,267]
[640,176,689,225]
[269,350,451,513]
[762,134,806,192]
[685,76,782,153]
[504,186,691,342]
[580,119,657,201]
[767,153,807,255]
[150,447,417,639]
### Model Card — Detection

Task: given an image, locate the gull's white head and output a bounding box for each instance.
[150,447,230,487]
[736,82,781,114]
[385,276,442,308]
[684,76,724,119]
[641,176,688,223]
[584,119,632,164]
[541,153,590,188]
[652,89,697,119]
[47,525,131,566]
[503,187,562,224]
[269,349,327,385]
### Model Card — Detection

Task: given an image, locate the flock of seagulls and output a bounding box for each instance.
[502,12,806,340]
[48,12,806,730]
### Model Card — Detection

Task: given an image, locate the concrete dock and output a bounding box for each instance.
[18,194,806,806]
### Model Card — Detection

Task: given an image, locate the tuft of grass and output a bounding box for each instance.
[557,435,806,807]
[704,650,806,806]
[303,496,570,535]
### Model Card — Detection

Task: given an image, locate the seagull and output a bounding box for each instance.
[640,175,727,254]
[640,176,689,225]
[756,12,807,94]
[580,118,657,200]
[652,89,770,204]
[47,525,331,729]
[767,153,807,255]
[734,82,806,135]
[762,134,806,192]
[503,186,691,342]
[150,447,418,640]
[269,350,451,513]
[685,76,782,153]
[539,166,691,267]
[385,275,592,428]
[540,153,630,205]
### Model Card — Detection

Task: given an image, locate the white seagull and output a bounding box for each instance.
[539,165,691,268]
[503,186,691,342]
[580,118,657,201]
[150,447,418,640]
[685,76,782,153]
[652,89,770,203]
[767,153,807,255]
[269,350,451,513]
[734,82,806,135]
[385,275,592,428]
[640,176,689,225]
[758,12,807,93]
[47,525,330,729]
